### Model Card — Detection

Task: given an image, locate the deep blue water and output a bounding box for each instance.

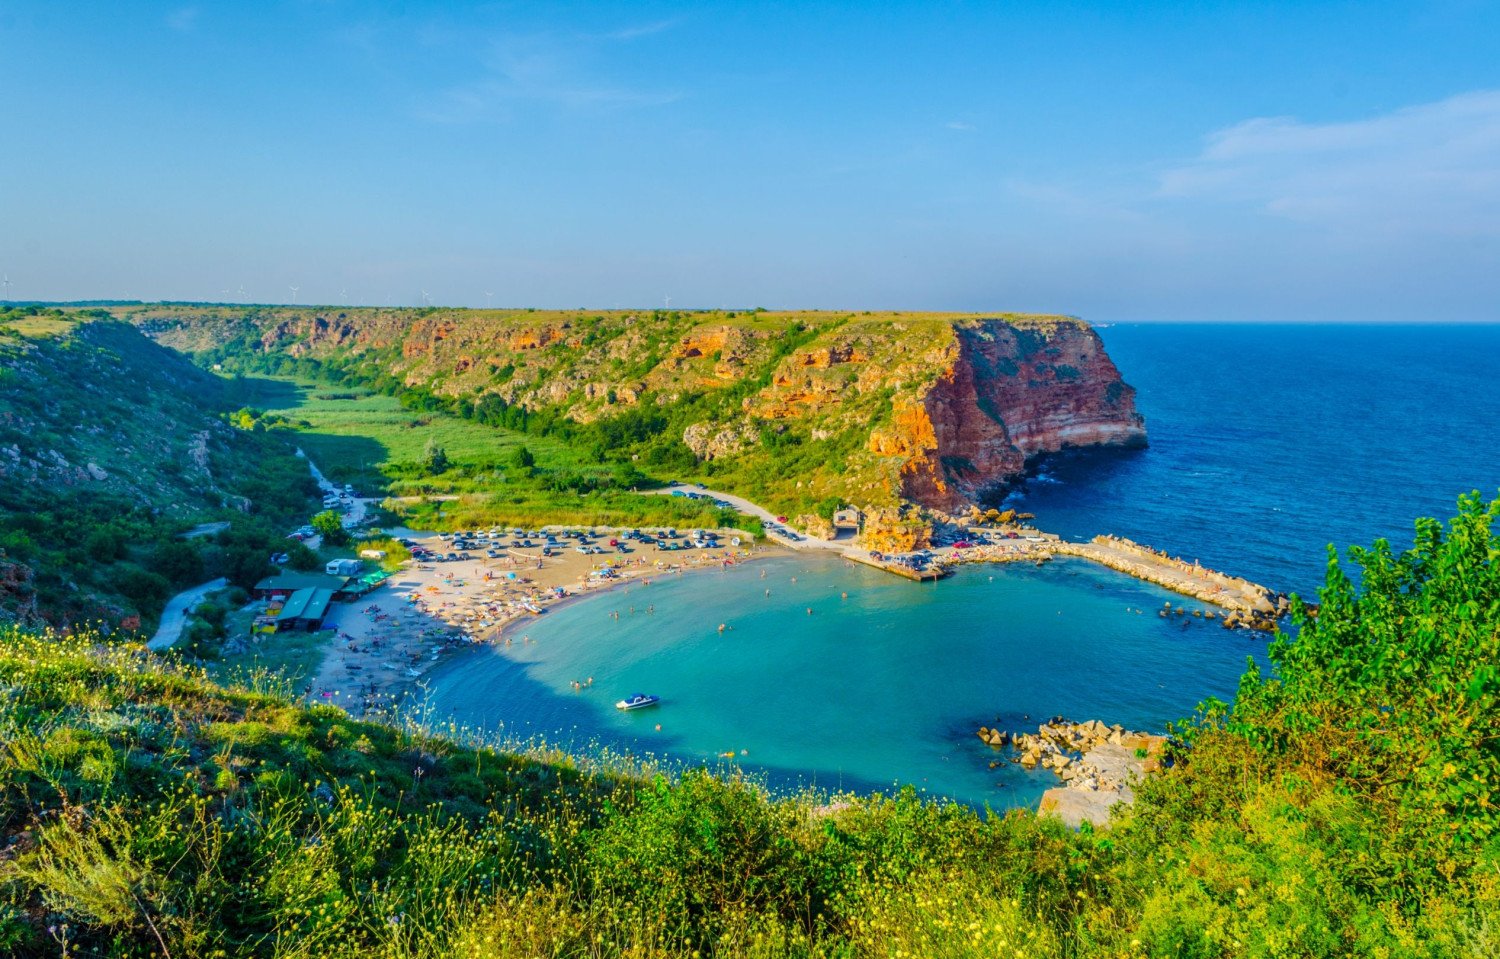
[1012,324,1500,598]
[425,324,1500,807]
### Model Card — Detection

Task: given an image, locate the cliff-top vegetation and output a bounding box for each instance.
[0,492,1495,957]
[117,305,1142,533]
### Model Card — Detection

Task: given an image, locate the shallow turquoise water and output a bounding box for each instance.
[423,554,1259,807]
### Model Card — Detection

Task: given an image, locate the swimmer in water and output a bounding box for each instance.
[718,623,727,633]
[806,607,813,615]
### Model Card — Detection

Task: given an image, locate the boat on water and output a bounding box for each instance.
[615,693,661,711]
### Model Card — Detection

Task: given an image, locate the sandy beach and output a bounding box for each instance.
[308,527,780,716]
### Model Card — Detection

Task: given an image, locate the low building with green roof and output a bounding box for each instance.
[274,587,335,632]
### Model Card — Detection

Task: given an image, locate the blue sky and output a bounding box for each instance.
[3,1,1499,321]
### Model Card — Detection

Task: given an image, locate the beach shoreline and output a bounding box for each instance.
[305,529,785,717]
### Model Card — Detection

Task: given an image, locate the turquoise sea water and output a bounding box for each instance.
[424,557,1258,807]
[424,324,1500,807]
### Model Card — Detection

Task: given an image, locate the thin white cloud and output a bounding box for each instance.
[415,29,682,123]
[1157,90,1500,237]
[165,6,199,32]
[606,19,680,41]
[946,120,976,132]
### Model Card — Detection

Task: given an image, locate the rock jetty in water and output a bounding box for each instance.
[1049,536,1288,627]
[978,718,1168,828]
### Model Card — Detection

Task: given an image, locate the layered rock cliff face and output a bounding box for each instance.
[882,321,1146,510]
[130,306,1144,515]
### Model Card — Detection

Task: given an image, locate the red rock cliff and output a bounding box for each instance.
[894,319,1145,511]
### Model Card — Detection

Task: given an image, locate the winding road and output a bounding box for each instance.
[642,486,849,553]
[148,577,228,651]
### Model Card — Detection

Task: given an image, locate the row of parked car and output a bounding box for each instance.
[667,487,736,511]
[761,521,804,542]
[321,483,356,510]
[400,525,738,563]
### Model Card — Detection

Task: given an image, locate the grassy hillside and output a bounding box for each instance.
[1,493,1495,957]
[119,304,1132,530]
[0,307,320,630]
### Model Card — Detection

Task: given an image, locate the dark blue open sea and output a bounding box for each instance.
[424,324,1500,807]
[1012,324,1500,598]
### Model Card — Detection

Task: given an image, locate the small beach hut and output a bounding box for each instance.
[832,507,863,537]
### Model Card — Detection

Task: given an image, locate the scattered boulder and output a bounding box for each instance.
[985,717,1170,828]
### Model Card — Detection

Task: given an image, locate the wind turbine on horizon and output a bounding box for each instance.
[237,285,247,302]
[664,295,672,309]
[289,285,300,305]
[1,275,11,301]
[420,289,431,307]
[483,291,494,308]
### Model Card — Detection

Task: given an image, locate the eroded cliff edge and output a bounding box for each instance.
[879,320,1146,511]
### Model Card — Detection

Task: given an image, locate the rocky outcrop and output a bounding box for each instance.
[980,718,1168,828]
[0,556,41,625]
[857,506,933,553]
[880,320,1146,511]
[682,421,761,461]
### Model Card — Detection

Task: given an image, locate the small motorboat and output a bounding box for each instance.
[615,693,661,711]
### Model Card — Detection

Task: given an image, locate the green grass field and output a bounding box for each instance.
[223,374,756,534]
[224,376,592,490]
[0,313,77,338]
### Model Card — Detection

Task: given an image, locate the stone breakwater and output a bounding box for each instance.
[944,533,1287,630]
[977,719,1168,828]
